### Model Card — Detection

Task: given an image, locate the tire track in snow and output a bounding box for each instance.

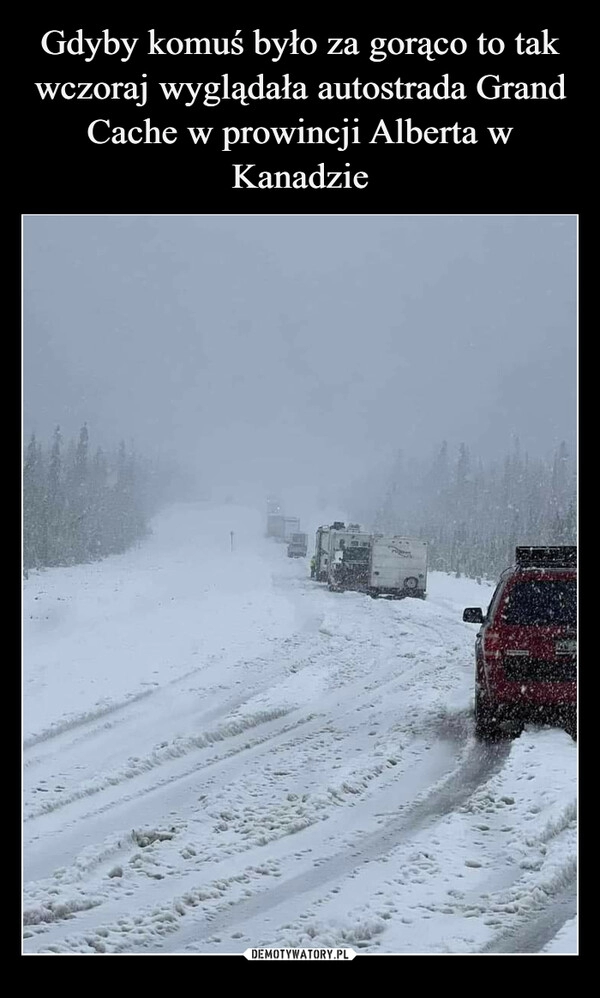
[23,614,353,773]
[183,736,511,944]
[23,643,292,760]
[117,735,511,953]
[24,707,295,821]
[24,687,158,750]
[481,871,577,954]
[477,797,577,954]
[24,615,458,828]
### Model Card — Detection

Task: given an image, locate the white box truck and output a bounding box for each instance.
[266,514,286,540]
[364,536,427,598]
[283,517,301,541]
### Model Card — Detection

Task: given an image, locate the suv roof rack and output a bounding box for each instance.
[515,546,576,568]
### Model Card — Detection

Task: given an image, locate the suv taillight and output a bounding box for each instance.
[483,629,502,660]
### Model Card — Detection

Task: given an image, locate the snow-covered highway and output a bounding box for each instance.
[22,503,577,954]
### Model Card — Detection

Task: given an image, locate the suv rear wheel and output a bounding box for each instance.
[474,688,508,741]
[564,708,577,741]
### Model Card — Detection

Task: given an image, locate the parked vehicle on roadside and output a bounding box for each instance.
[313,525,332,581]
[359,535,427,599]
[313,522,371,586]
[266,513,286,540]
[287,533,308,558]
[265,501,302,544]
[463,546,577,741]
[327,532,372,590]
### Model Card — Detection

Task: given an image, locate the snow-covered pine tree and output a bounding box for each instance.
[65,423,91,563]
[45,426,65,565]
[23,433,45,570]
[350,437,575,582]
[88,446,109,557]
[23,426,158,571]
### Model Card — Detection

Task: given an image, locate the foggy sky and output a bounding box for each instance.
[23,214,576,500]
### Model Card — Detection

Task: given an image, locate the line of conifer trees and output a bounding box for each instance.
[23,424,157,572]
[348,439,576,581]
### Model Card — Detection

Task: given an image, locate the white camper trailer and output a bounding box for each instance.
[364,536,427,598]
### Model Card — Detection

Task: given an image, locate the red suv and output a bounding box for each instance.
[463,547,577,740]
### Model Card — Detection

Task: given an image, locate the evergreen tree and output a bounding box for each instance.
[23,425,159,572]
[23,434,45,569]
[88,446,108,556]
[45,426,65,565]
[73,422,89,488]
[349,437,576,582]
[66,424,91,563]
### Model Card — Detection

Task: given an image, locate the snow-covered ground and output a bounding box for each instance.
[22,503,577,955]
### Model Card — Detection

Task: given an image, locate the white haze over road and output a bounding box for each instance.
[23,504,576,955]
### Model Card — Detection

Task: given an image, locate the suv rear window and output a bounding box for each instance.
[500,579,576,626]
